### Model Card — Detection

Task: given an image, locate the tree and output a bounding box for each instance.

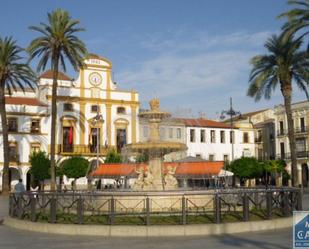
[279,0,309,50]
[229,157,263,182]
[29,151,50,190]
[0,37,35,195]
[61,156,89,189]
[135,153,149,163]
[247,33,309,186]
[262,159,289,186]
[263,159,286,174]
[104,149,122,163]
[28,9,87,190]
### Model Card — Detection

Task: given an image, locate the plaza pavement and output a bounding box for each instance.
[0,196,8,223]
[0,192,307,249]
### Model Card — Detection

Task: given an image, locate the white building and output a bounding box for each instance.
[0,54,139,190]
[179,118,255,162]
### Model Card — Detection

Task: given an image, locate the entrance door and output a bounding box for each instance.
[302,164,309,187]
[280,142,285,159]
[63,127,73,152]
[90,128,100,153]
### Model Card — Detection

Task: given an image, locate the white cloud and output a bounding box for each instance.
[119,31,272,100]
[116,30,307,118]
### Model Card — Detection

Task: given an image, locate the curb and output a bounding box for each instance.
[3,216,292,237]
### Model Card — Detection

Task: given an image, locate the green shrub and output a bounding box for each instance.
[104,149,122,163]
[29,151,51,186]
[61,156,89,180]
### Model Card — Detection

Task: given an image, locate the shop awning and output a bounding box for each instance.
[91,161,223,178]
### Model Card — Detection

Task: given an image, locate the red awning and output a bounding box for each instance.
[92,161,223,178]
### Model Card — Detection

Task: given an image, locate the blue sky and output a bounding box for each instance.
[1,0,306,119]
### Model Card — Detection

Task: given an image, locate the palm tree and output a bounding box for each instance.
[0,37,36,194]
[279,0,309,49]
[247,33,309,187]
[28,9,87,190]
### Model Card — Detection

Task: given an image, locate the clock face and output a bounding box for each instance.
[89,72,102,86]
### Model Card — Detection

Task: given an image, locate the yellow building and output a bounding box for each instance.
[0,54,139,190]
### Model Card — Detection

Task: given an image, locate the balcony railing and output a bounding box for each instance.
[295,126,309,134]
[9,154,19,162]
[277,130,286,136]
[276,151,309,160]
[277,126,309,137]
[56,144,110,156]
[255,137,263,143]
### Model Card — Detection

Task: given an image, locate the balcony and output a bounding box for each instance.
[295,126,309,136]
[277,130,286,137]
[9,153,19,162]
[30,126,40,134]
[276,151,309,160]
[277,126,309,137]
[255,136,263,143]
[55,144,111,156]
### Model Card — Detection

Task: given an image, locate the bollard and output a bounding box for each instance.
[182,196,186,225]
[243,193,249,221]
[297,190,303,211]
[17,196,23,219]
[266,191,272,219]
[30,197,36,222]
[214,194,221,224]
[9,195,13,217]
[76,197,84,224]
[109,197,115,225]
[49,197,57,223]
[282,191,289,217]
[146,197,150,226]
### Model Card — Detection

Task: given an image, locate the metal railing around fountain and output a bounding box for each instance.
[9,188,302,226]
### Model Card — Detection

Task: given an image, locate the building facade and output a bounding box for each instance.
[231,109,276,161]
[178,118,255,162]
[274,101,309,186]
[0,54,139,190]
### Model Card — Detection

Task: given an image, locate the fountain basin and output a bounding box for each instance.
[125,141,187,154]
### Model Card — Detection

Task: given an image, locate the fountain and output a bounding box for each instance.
[92,97,224,191]
[125,98,187,190]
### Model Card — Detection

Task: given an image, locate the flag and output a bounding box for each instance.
[68,127,73,144]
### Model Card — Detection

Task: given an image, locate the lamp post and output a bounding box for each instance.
[220,97,241,186]
[93,111,104,169]
[90,108,104,190]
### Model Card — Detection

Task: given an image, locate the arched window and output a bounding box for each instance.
[117,107,126,114]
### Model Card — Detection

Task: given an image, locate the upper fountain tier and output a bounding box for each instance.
[125,98,187,155]
[138,98,171,120]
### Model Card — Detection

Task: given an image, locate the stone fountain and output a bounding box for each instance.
[126,98,187,190]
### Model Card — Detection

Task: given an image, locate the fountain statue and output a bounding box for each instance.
[126,98,187,190]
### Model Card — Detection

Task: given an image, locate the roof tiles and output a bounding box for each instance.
[39,70,72,81]
[5,97,47,106]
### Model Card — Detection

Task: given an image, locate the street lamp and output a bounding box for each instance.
[220,97,241,186]
[93,112,104,169]
[90,108,104,190]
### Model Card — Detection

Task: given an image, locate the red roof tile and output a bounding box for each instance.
[176,118,232,129]
[5,97,47,106]
[39,70,72,81]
